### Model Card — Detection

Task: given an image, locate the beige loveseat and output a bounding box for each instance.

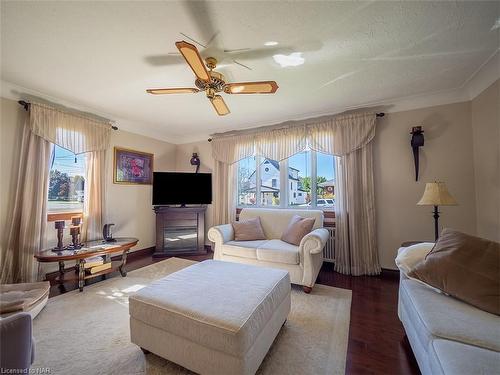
[208,208,329,292]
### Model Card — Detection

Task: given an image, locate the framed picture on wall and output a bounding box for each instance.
[113,147,154,185]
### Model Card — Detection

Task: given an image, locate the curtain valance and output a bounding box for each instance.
[211,112,376,164]
[29,102,112,154]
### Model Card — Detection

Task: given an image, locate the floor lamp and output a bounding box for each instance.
[417,182,458,241]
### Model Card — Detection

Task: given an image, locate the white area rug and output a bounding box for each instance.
[32,258,352,375]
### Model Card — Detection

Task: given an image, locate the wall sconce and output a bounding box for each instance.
[190,153,201,173]
[410,126,424,181]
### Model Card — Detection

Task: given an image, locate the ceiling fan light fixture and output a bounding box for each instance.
[273,52,305,67]
[147,40,278,116]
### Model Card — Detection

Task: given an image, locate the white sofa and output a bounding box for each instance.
[397,245,500,375]
[207,208,330,292]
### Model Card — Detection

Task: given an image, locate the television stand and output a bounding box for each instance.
[153,206,207,258]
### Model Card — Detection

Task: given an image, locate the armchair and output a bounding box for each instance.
[208,208,329,292]
[0,313,35,371]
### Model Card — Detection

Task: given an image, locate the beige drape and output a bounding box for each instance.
[210,111,380,276]
[213,161,236,226]
[334,143,379,275]
[81,150,106,241]
[1,120,51,283]
[0,103,112,283]
[30,102,112,243]
[29,102,111,154]
[254,126,307,161]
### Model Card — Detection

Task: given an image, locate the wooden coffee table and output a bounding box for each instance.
[35,237,138,292]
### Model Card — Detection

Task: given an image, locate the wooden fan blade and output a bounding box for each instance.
[146,88,199,94]
[224,81,278,94]
[175,41,210,81]
[210,95,230,116]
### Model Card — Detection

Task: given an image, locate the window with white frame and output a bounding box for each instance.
[236,150,336,210]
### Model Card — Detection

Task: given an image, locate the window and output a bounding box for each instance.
[316,152,335,208]
[48,145,86,213]
[237,156,257,206]
[236,150,336,210]
[237,156,281,207]
[288,151,311,207]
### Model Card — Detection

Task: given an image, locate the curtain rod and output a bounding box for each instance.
[17,100,118,130]
[207,112,385,142]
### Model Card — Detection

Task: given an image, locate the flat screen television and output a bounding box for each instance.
[152,172,212,206]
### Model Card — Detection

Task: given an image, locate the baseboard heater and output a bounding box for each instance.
[322,227,335,263]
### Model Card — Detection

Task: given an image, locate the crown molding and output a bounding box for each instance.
[0,80,183,144]
[462,49,499,101]
[175,52,500,144]
[3,48,499,146]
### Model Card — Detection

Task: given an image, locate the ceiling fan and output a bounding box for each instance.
[146,41,279,116]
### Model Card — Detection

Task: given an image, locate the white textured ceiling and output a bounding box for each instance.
[1,1,499,143]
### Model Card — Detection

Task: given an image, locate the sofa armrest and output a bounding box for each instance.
[300,228,330,255]
[207,224,234,245]
[0,312,34,370]
[299,228,329,288]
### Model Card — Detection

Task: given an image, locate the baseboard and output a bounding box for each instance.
[381,268,400,279]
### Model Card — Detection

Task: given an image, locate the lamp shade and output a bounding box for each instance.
[417,182,458,206]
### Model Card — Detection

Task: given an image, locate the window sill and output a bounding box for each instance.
[236,206,335,212]
[47,212,83,222]
[235,207,335,227]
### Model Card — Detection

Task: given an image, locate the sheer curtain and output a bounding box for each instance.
[210,112,380,276]
[0,102,112,283]
[81,150,106,241]
[211,134,254,225]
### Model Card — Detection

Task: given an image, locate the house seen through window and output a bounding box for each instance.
[237,150,336,210]
[47,145,86,213]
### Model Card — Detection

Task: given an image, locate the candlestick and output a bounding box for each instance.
[71,216,81,226]
[70,226,82,249]
[54,220,65,250]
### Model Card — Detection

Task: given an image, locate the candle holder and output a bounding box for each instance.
[67,225,83,250]
[53,221,65,252]
[71,216,81,226]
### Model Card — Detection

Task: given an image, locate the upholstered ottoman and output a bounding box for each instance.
[129,260,291,375]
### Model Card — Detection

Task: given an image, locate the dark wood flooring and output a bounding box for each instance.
[46,249,420,375]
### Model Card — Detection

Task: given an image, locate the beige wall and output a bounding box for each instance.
[0,97,176,274]
[105,130,177,250]
[374,101,477,268]
[175,140,214,243]
[471,80,499,242]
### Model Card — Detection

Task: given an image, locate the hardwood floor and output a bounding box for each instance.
[46,249,420,375]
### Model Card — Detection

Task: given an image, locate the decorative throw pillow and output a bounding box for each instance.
[395,242,434,277]
[281,215,316,246]
[232,217,266,241]
[395,242,443,293]
[408,228,500,315]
